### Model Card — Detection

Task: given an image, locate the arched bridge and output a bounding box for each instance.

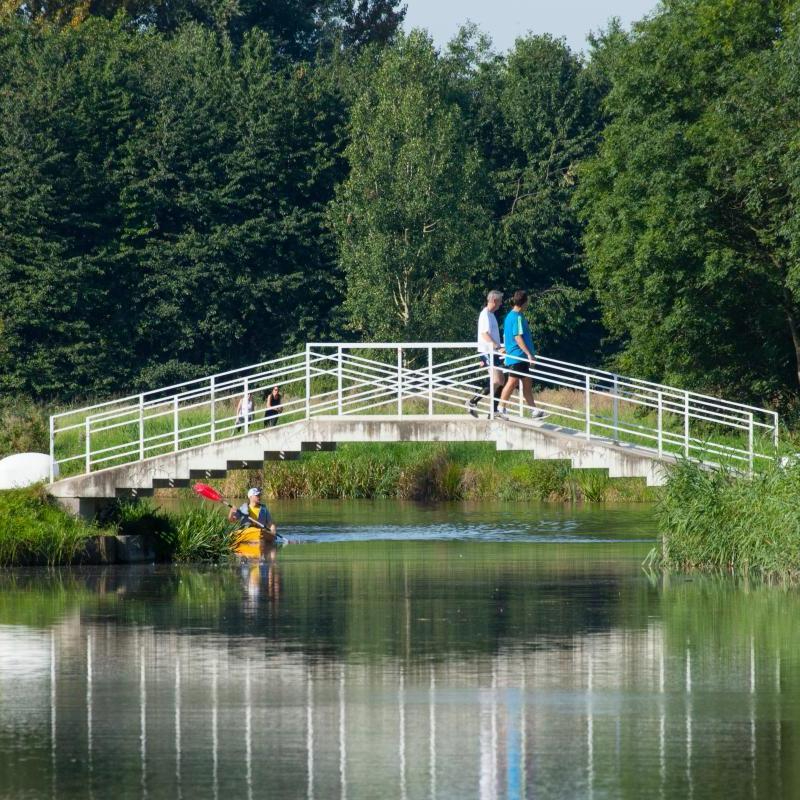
[47,343,779,516]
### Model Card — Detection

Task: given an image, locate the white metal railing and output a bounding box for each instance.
[49,343,779,481]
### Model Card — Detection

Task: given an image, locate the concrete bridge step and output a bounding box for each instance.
[152,478,191,489]
[115,488,155,499]
[188,469,227,480]
[263,451,301,461]
[301,441,337,452]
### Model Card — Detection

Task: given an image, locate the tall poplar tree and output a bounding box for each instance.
[332,30,490,342]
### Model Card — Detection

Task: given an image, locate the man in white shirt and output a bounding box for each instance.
[467,290,506,417]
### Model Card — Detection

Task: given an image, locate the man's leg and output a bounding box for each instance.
[522,376,535,407]
[491,366,505,412]
[469,358,490,410]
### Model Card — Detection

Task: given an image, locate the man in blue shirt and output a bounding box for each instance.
[499,290,546,420]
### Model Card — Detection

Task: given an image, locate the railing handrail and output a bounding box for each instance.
[49,341,779,481]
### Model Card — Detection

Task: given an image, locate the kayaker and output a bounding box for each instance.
[227,487,278,550]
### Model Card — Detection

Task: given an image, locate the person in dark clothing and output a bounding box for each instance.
[263,385,283,427]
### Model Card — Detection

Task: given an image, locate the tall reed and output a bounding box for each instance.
[219,443,656,503]
[654,459,800,578]
[0,485,103,565]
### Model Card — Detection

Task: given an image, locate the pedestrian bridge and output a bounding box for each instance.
[48,343,779,515]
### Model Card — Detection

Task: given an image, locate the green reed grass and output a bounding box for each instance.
[0,485,105,565]
[0,488,237,566]
[653,459,800,578]
[164,504,236,562]
[219,442,656,503]
[112,498,234,562]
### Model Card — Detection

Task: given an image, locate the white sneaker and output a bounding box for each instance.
[530,408,548,420]
[497,408,509,420]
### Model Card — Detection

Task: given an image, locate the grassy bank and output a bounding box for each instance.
[653,459,800,579]
[216,442,657,503]
[0,485,106,565]
[0,486,234,566]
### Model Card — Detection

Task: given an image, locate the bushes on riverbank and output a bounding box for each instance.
[219,443,656,503]
[654,460,800,579]
[112,500,234,562]
[0,485,104,565]
[0,487,235,566]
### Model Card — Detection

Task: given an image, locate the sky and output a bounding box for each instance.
[402,0,660,54]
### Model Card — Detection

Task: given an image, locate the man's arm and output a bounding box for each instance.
[480,331,500,348]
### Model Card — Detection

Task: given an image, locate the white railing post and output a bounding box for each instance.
[84,417,91,474]
[49,415,55,483]
[397,347,403,416]
[305,345,311,419]
[243,377,250,434]
[773,411,779,450]
[428,347,433,416]
[337,345,343,415]
[657,391,663,457]
[748,413,754,476]
[173,395,180,451]
[612,375,619,442]
[684,391,690,457]
[210,376,216,443]
[518,373,523,417]
[489,356,495,421]
[585,375,591,440]
[138,394,145,461]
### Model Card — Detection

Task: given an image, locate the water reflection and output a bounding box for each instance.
[0,533,798,799]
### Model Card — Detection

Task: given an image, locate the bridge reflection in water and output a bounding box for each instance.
[0,544,796,799]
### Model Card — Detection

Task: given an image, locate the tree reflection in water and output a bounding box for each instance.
[0,541,797,799]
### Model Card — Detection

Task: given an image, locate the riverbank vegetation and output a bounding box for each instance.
[218,442,656,503]
[2,1,799,415]
[0,486,104,565]
[0,487,233,565]
[653,460,800,580]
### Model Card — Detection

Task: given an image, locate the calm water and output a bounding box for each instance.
[1,501,799,799]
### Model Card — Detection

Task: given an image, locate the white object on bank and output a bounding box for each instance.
[0,452,59,490]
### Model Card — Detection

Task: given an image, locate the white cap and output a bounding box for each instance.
[247,487,261,498]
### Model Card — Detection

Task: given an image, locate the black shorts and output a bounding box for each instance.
[504,359,530,377]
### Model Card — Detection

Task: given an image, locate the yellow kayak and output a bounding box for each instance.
[233,526,278,558]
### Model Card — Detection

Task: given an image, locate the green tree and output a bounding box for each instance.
[118,25,347,386]
[331,30,490,342]
[577,0,794,402]
[483,34,606,361]
[702,12,800,399]
[1,1,406,56]
[0,18,147,398]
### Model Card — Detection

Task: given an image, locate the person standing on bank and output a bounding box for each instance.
[467,290,506,417]
[499,290,546,420]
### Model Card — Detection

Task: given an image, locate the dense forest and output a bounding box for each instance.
[1,0,799,412]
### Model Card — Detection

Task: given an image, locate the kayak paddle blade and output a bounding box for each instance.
[193,482,224,502]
